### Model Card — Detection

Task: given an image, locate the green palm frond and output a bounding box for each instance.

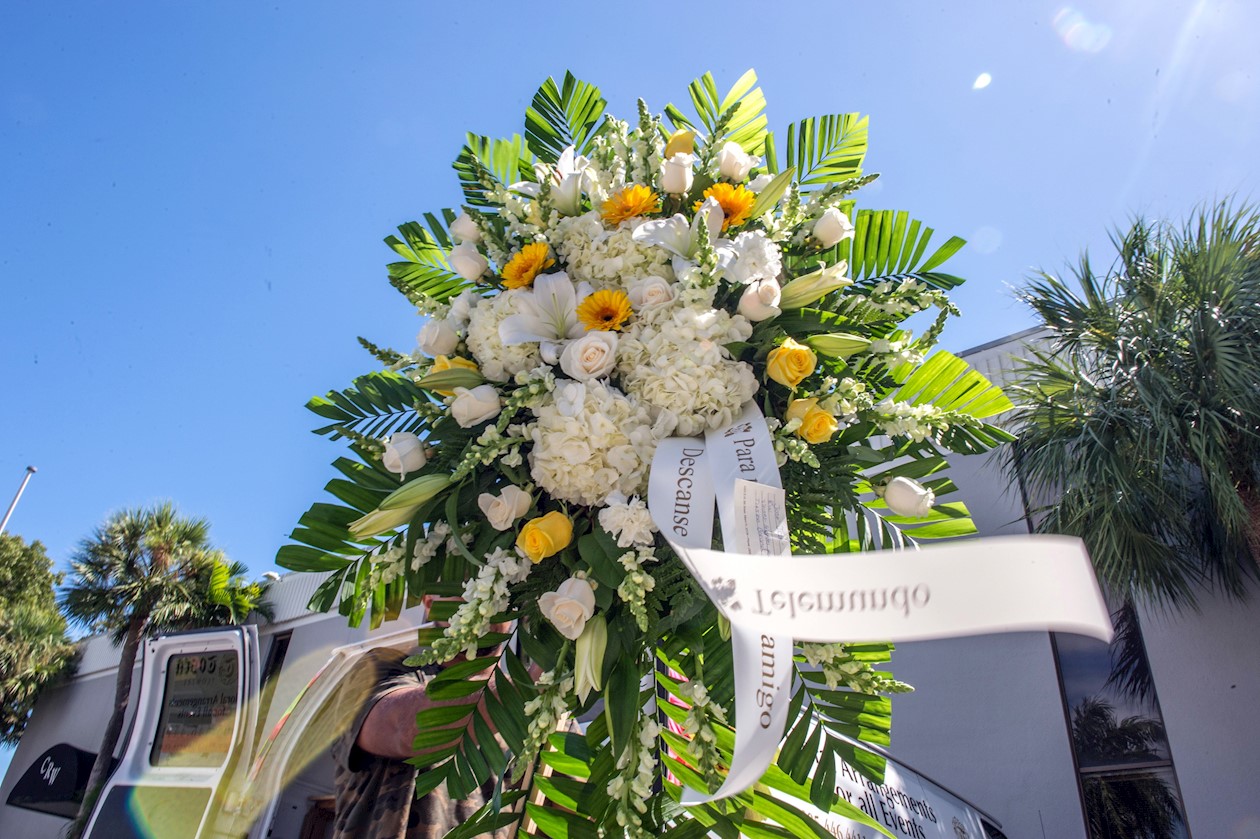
[525,72,608,164]
[841,209,966,287]
[306,371,431,441]
[453,133,536,208]
[776,114,868,189]
[665,69,769,155]
[385,213,472,304]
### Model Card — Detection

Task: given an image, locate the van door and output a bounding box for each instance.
[81,625,260,839]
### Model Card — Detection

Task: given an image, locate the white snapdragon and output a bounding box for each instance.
[415,547,532,664]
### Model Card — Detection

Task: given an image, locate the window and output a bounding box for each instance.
[1053,602,1191,839]
[150,651,240,768]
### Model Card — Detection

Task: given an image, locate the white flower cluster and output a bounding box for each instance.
[618,306,758,436]
[412,522,452,572]
[676,679,728,791]
[607,716,661,835]
[598,492,656,548]
[417,547,532,664]
[877,400,949,442]
[800,642,914,694]
[466,290,542,382]
[518,667,575,780]
[551,212,674,290]
[615,547,657,632]
[526,380,662,505]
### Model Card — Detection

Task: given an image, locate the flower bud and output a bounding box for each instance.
[574,613,608,701]
[660,153,695,195]
[538,575,594,640]
[778,261,853,309]
[447,241,489,282]
[449,212,481,243]
[382,432,427,478]
[882,476,935,518]
[812,207,856,249]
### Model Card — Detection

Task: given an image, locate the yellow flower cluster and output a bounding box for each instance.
[601,185,660,226]
[695,183,755,231]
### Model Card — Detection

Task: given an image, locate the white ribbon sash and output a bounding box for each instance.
[647,402,1113,804]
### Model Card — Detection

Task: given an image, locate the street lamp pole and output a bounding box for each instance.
[0,466,38,536]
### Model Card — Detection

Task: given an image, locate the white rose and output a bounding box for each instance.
[538,576,596,640]
[660,152,695,195]
[381,432,427,477]
[450,384,501,427]
[747,173,775,193]
[883,476,935,518]
[813,207,856,249]
[417,319,459,356]
[737,278,782,322]
[559,331,618,382]
[627,276,676,310]
[449,212,481,243]
[477,485,532,531]
[448,241,489,282]
[716,141,757,181]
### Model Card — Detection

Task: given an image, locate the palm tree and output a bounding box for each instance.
[61,502,271,837]
[1008,202,1260,607]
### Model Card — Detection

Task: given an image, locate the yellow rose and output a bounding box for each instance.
[766,338,817,388]
[786,398,839,444]
[430,355,480,396]
[515,511,574,563]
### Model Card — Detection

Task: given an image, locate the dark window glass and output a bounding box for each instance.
[1053,602,1191,839]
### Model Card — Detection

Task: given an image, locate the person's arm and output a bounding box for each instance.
[355,678,489,762]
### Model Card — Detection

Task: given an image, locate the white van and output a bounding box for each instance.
[57,623,1007,839]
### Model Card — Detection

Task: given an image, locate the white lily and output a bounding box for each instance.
[632,197,723,260]
[511,145,592,215]
[498,271,591,346]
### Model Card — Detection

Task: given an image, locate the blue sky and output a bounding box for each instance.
[1,0,1258,775]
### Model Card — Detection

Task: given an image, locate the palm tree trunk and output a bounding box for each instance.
[68,615,145,839]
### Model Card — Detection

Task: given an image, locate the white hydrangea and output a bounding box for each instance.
[718,230,782,286]
[465,291,542,382]
[597,492,657,547]
[617,305,758,436]
[551,212,674,291]
[527,380,661,506]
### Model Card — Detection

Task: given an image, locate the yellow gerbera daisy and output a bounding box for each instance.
[576,289,634,332]
[501,242,555,289]
[601,185,660,226]
[695,182,756,231]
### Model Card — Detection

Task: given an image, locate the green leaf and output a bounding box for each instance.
[416,367,485,393]
[453,133,535,209]
[748,167,795,219]
[524,803,600,839]
[385,218,472,303]
[524,72,608,164]
[603,661,642,758]
[786,114,868,188]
